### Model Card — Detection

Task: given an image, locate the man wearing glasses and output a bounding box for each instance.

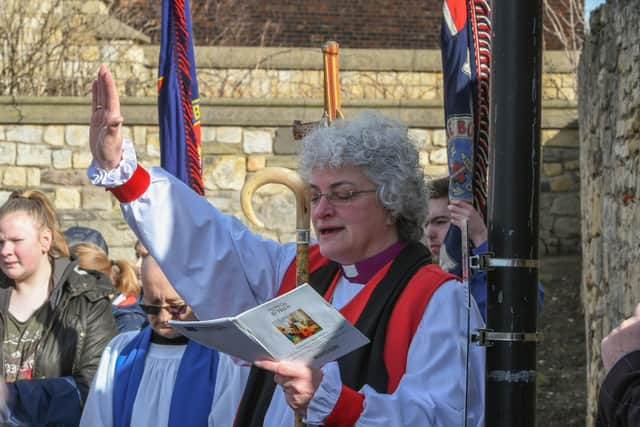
[80,256,248,427]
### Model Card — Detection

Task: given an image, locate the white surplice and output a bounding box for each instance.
[88,141,486,426]
[80,331,249,427]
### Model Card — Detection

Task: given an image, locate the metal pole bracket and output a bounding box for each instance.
[472,328,543,347]
[469,252,539,272]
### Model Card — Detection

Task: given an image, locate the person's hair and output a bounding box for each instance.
[299,111,426,242]
[70,242,140,296]
[0,190,69,258]
[427,177,450,200]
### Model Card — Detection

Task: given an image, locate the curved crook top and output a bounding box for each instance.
[240,167,310,230]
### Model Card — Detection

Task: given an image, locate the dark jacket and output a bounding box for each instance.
[0,257,117,426]
[597,349,640,427]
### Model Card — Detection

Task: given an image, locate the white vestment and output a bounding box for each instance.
[88,143,486,426]
[80,331,249,427]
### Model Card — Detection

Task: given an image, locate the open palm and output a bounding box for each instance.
[90,65,124,170]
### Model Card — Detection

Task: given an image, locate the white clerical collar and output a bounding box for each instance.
[339,241,406,284]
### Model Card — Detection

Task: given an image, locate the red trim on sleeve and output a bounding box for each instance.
[323,384,364,427]
[106,164,150,203]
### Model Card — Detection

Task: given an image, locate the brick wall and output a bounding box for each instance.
[115,0,581,50]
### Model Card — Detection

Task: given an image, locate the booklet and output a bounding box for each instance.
[169,284,370,368]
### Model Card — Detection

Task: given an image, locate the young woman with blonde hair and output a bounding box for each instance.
[0,190,116,425]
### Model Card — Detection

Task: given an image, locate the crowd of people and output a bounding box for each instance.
[0,64,632,426]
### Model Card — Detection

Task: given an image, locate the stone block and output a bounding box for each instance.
[406,86,422,100]
[202,142,242,155]
[217,127,242,144]
[16,144,51,166]
[0,126,4,141]
[550,174,577,192]
[0,143,16,165]
[44,126,65,146]
[408,129,430,149]
[541,211,554,231]
[65,125,89,147]
[551,193,580,216]
[429,148,448,165]
[6,126,43,143]
[265,156,298,170]
[203,156,246,191]
[133,127,147,146]
[201,126,216,143]
[243,129,272,154]
[553,216,581,238]
[73,152,93,169]
[41,170,88,186]
[249,187,296,232]
[542,129,579,148]
[52,150,73,169]
[543,162,563,177]
[26,168,41,187]
[122,127,132,142]
[418,151,429,167]
[146,132,160,157]
[420,73,438,86]
[82,187,113,210]
[55,188,81,209]
[423,164,448,178]
[432,129,447,147]
[274,127,299,155]
[109,247,136,264]
[3,167,27,186]
[558,86,577,101]
[542,87,558,100]
[565,160,580,171]
[540,192,554,211]
[99,223,138,250]
[247,155,266,172]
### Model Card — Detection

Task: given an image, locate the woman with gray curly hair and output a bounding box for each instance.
[299,111,427,243]
[87,66,485,427]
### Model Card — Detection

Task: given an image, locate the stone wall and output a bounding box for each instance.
[579,0,640,425]
[0,48,580,264]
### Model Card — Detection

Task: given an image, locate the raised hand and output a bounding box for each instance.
[90,65,124,170]
[448,200,488,248]
[254,360,323,417]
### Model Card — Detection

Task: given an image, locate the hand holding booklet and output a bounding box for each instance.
[169,284,369,368]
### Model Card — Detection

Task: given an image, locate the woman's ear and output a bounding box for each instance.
[39,227,53,254]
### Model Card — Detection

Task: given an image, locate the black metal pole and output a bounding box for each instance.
[485,1,542,426]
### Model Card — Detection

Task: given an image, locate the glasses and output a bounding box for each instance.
[310,189,377,206]
[139,303,188,316]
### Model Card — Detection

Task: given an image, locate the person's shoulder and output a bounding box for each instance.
[66,265,115,300]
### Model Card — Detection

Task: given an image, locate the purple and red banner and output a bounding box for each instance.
[158,0,203,195]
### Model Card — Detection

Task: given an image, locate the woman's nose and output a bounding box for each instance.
[312,195,335,218]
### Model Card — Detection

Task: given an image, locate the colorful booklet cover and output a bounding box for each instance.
[169,284,370,368]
